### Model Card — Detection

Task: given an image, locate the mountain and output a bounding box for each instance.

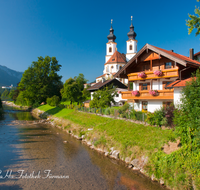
[0,65,23,87]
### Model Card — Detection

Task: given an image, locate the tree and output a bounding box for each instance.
[174,70,200,148]
[61,74,88,104]
[1,89,10,100]
[89,86,116,108]
[61,78,81,104]
[17,56,62,106]
[186,0,200,36]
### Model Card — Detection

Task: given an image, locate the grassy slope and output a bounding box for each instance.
[38,104,175,155]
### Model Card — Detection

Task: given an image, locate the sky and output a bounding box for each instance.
[0,0,199,83]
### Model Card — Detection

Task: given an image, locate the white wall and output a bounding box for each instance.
[174,88,183,107]
[148,101,163,113]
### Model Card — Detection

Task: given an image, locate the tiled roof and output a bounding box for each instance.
[166,77,196,88]
[115,43,200,78]
[87,78,127,91]
[105,51,126,65]
[151,45,200,66]
[194,51,200,57]
[96,73,106,79]
[96,73,116,79]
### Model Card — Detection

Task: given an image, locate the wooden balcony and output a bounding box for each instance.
[128,68,179,81]
[121,89,174,100]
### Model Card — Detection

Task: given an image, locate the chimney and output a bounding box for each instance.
[170,50,174,52]
[190,48,194,60]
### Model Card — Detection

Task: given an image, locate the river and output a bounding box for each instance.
[0,108,168,190]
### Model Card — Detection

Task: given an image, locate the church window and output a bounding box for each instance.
[129,45,132,50]
[106,66,109,72]
[109,47,112,53]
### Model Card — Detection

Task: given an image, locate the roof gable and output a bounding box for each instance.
[87,79,127,91]
[115,43,200,78]
[105,51,126,65]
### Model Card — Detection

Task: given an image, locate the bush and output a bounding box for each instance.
[47,95,60,106]
[0,98,2,108]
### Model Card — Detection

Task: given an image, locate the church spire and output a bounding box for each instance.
[127,16,137,40]
[107,19,116,42]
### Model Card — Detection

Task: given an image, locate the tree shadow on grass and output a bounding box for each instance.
[45,107,63,115]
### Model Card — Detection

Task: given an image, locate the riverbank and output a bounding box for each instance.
[31,105,193,190]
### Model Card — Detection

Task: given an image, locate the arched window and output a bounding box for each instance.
[129,45,132,50]
[119,66,122,70]
[109,47,112,53]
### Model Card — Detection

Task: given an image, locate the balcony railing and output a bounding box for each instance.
[128,68,179,81]
[121,89,174,100]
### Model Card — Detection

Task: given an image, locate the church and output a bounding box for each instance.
[96,17,137,84]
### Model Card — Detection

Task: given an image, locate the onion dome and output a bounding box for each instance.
[107,19,116,42]
[127,16,137,40]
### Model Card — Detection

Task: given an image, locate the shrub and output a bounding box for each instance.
[47,95,60,106]
[0,98,2,108]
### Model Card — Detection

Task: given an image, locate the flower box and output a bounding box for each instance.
[153,70,162,76]
[138,72,146,78]
[131,90,140,96]
[149,90,158,96]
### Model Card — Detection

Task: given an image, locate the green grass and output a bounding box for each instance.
[37,104,175,153]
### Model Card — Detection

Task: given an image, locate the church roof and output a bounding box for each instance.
[105,51,126,65]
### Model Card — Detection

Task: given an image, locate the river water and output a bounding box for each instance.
[0,108,168,190]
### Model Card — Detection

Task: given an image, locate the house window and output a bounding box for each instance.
[163,102,172,108]
[109,47,112,53]
[119,66,122,70]
[143,64,150,71]
[111,66,113,69]
[129,45,132,50]
[142,83,148,90]
[142,101,148,111]
[163,81,171,89]
[165,62,172,69]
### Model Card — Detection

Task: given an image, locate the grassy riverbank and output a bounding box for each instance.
[36,104,199,190]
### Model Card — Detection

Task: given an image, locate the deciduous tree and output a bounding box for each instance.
[186,0,200,36]
[89,86,116,108]
[17,56,62,106]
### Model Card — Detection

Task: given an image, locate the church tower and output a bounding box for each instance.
[126,16,137,61]
[105,19,117,63]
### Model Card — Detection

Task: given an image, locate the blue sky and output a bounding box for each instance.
[0,0,199,83]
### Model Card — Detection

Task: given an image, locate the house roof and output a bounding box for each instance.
[105,51,126,65]
[166,77,196,88]
[114,43,200,78]
[96,73,116,79]
[87,78,127,91]
[194,51,200,57]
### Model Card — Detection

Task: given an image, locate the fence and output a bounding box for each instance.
[77,107,147,122]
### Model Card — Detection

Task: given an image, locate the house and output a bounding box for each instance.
[114,43,200,112]
[87,78,128,106]
[194,51,200,61]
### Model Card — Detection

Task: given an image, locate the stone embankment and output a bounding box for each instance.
[32,108,167,188]
[2,101,31,111]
